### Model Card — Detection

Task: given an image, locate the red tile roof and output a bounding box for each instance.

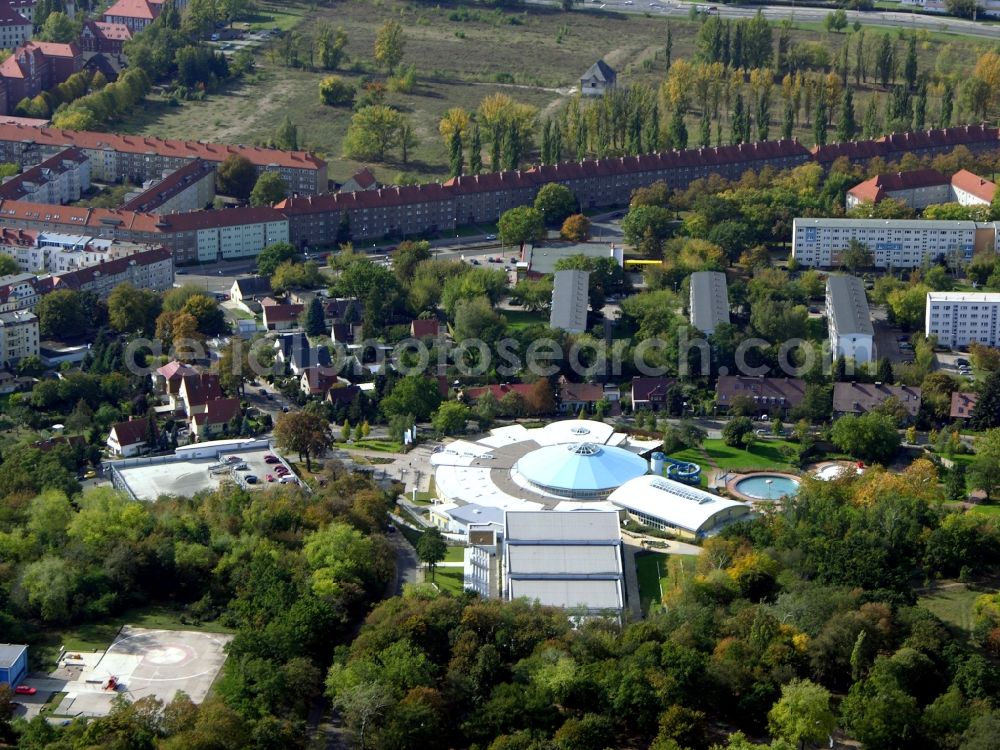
[157,360,196,381]
[301,366,339,394]
[410,318,439,338]
[27,41,80,58]
[180,372,223,407]
[263,303,304,323]
[631,376,677,403]
[951,169,996,203]
[53,247,171,290]
[104,0,160,21]
[0,123,326,171]
[192,397,241,426]
[846,169,948,204]
[559,381,603,403]
[951,391,978,419]
[0,147,89,201]
[463,383,533,401]
[91,21,133,41]
[350,167,376,189]
[119,159,216,213]
[110,416,155,447]
[832,382,922,418]
[716,376,807,409]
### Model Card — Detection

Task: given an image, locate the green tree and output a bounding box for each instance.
[469,123,483,174]
[39,12,79,43]
[319,75,354,106]
[381,376,442,421]
[273,411,331,471]
[722,416,753,447]
[970,371,1000,430]
[970,428,1000,501]
[256,242,297,277]
[432,401,471,436]
[35,288,86,338]
[374,20,406,73]
[825,9,848,33]
[216,154,256,200]
[107,282,161,335]
[498,206,545,245]
[837,87,856,142]
[316,24,348,70]
[448,127,463,178]
[344,105,405,162]
[250,171,288,206]
[534,183,576,226]
[767,679,836,750]
[830,412,901,464]
[416,527,447,581]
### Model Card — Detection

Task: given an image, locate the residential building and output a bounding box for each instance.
[0,271,45,310]
[826,274,875,364]
[460,382,533,404]
[0,644,27,687]
[689,270,729,335]
[410,318,440,339]
[550,268,589,333]
[580,60,616,96]
[950,169,997,206]
[845,169,950,210]
[926,292,1000,349]
[262,300,304,331]
[189,397,241,439]
[630,376,676,411]
[230,276,271,305]
[300,366,340,397]
[0,3,30,52]
[951,391,978,421]
[151,359,196,396]
[0,308,36,366]
[102,0,161,33]
[465,524,502,599]
[811,125,1000,167]
[832,382,922,420]
[608,475,751,539]
[7,0,36,24]
[120,159,216,214]
[715,376,807,416]
[0,147,89,204]
[0,123,327,194]
[80,20,133,54]
[174,372,222,416]
[791,218,995,268]
[558,379,603,414]
[503,510,625,619]
[340,166,377,193]
[52,246,173,298]
[0,41,82,113]
[106,416,156,457]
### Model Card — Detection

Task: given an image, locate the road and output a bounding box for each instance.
[531,0,1000,39]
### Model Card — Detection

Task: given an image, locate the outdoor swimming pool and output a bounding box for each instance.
[734,474,800,501]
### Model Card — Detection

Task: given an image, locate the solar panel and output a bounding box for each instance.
[648,477,713,504]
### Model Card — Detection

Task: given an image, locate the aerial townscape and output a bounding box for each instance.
[6,0,1000,749]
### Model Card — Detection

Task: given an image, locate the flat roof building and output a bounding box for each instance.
[689,270,729,335]
[0,643,27,687]
[503,510,625,618]
[549,268,589,333]
[608,475,751,539]
[926,291,1000,349]
[826,274,874,364]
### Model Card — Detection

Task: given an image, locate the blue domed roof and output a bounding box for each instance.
[515,442,648,497]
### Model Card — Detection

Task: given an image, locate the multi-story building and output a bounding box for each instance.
[689,270,729,336]
[925,292,1000,349]
[791,218,996,268]
[826,274,874,365]
[812,125,1000,168]
[7,0,37,24]
[0,123,328,194]
[845,168,998,210]
[0,308,37,366]
[102,0,161,33]
[832,382,922,421]
[0,230,151,273]
[120,159,216,214]
[0,41,83,113]
[0,147,90,204]
[0,2,30,52]
[80,20,133,54]
[950,169,997,206]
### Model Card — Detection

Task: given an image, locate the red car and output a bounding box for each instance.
[14,685,36,695]
[265,474,275,482]
[275,467,289,475]
[264,455,279,464]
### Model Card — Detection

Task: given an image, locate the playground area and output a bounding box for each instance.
[24,627,232,719]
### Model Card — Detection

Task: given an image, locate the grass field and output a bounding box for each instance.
[31,604,234,671]
[636,552,697,614]
[504,309,548,331]
[918,583,987,634]
[115,0,993,184]
[669,437,798,475]
[432,567,466,595]
[444,546,465,563]
[970,504,1000,517]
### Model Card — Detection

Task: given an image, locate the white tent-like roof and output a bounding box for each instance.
[608,475,751,536]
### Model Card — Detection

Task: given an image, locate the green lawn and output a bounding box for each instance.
[343,439,404,454]
[31,604,234,671]
[918,583,986,634]
[235,2,307,32]
[970,504,1000,517]
[636,553,696,614]
[444,546,466,563]
[504,309,547,331]
[668,438,797,477]
[432,567,466,596]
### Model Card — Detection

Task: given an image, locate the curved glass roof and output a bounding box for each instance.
[515,442,648,497]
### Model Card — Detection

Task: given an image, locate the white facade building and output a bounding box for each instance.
[792,218,993,268]
[925,292,1000,349]
[194,219,289,262]
[826,274,875,364]
[0,309,37,366]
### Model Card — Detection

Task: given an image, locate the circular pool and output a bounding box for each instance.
[734,474,800,501]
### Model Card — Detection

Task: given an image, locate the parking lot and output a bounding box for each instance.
[115,447,297,500]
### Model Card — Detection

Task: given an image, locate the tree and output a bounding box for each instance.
[837,87,856,142]
[39,12,78,43]
[374,20,406,73]
[302,297,327,337]
[107,282,161,335]
[768,679,836,750]
[381,376,442,421]
[830,412,901,465]
[273,411,331,471]
[180,293,227,336]
[814,93,828,147]
[527,378,556,416]
[946,0,980,18]
[561,214,591,242]
[876,357,894,385]
[316,24,348,70]
[271,260,324,293]
[970,371,1000,430]
[35,289,86,338]
[218,338,250,397]
[432,402,470,436]
[256,242,297,277]
[839,239,873,272]
[621,205,673,250]
[448,127,463,179]
[970,429,1000,501]
[250,171,288,206]
[469,123,483,174]
[498,206,545,246]
[534,183,576,226]
[217,154,256,200]
[825,9,848,33]
[416,528,447,581]
[344,106,405,162]
[319,75,354,106]
[722,416,753,447]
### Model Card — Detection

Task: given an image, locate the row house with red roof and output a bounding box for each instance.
[80,20,133,54]
[102,0,162,33]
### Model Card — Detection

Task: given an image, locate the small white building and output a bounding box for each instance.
[925,291,1000,349]
[826,274,874,365]
[107,416,156,457]
[580,60,616,97]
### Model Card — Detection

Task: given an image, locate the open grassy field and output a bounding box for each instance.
[116,0,995,184]
[433,567,466,595]
[918,582,991,634]
[636,552,697,614]
[970,503,1000,517]
[669,437,798,474]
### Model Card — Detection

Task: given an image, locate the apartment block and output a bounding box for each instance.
[925,292,1000,349]
[826,274,874,364]
[120,159,216,214]
[0,147,90,204]
[0,308,37,366]
[0,3,30,51]
[791,218,996,268]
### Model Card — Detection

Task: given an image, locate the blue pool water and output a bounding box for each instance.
[735,475,800,500]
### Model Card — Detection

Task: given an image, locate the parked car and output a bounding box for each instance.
[265,474,275,482]
[279,475,298,484]
[244,475,258,485]
[956,358,970,366]
[900,342,914,350]
[264,454,279,464]
[258,388,267,396]
[225,455,243,463]
[485,234,497,241]
[15,686,36,695]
